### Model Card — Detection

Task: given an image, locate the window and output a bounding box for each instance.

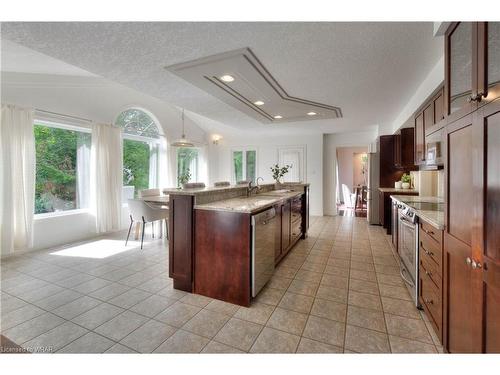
[177,147,199,186]
[232,149,257,183]
[34,122,91,214]
[116,108,161,198]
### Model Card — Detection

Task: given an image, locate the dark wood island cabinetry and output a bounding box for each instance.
[166,183,310,307]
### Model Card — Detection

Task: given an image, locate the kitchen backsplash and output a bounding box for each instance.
[415,170,444,198]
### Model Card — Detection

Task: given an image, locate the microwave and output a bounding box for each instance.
[425,127,444,167]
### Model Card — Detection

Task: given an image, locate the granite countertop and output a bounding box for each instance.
[194,191,302,214]
[163,182,309,196]
[390,195,445,230]
[379,187,419,194]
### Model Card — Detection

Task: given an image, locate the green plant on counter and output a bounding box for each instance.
[178,168,191,188]
[270,164,291,183]
[401,173,411,183]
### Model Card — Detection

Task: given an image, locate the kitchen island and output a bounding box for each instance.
[164,183,310,306]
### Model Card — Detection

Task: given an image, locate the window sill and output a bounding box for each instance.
[34,208,90,220]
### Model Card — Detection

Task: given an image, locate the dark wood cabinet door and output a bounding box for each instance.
[391,201,399,252]
[274,203,283,261]
[445,22,477,119]
[281,200,291,252]
[477,22,500,106]
[379,191,384,226]
[478,100,500,353]
[423,103,434,133]
[393,134,401,167]
[434,89,445,124]
[415,113,425,164]
[444,114,482,353]
[400,127,417,169]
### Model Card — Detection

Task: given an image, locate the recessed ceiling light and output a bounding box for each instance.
[273,115,283,119]
[254,100,265,106]
[307,111,317,116]
[219,75,235,82]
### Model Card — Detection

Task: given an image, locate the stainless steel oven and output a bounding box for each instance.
[397,204,420,307]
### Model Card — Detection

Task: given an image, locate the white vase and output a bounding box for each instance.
[402,182,410,189]
[395,181,402,189]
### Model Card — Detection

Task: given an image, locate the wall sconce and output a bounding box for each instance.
[212,134,222,145]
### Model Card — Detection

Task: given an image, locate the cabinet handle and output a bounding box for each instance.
[425,270,433,277]
[471,260,482,270]
[466,257,472,266]
[424,298,434,305]
[467,94,482,103]
[421,244,434,257]
[423,228,434,236]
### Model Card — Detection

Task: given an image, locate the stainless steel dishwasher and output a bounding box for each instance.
[251,207,276,297]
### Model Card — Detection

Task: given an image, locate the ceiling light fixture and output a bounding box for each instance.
[254,100,265,106]
[171,109,195,147]
[273,115,283,119]
[307,112,317,116]
[219,75,235,82]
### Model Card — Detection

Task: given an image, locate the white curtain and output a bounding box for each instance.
[198,146,209,185]
[157,137,170,189]
[0,105,35,255]
[90,123,123,233]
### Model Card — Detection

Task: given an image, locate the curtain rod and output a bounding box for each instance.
[35,108,93,123]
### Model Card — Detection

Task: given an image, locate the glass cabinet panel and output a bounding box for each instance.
[487,22,500,89]
[449,22,473,113]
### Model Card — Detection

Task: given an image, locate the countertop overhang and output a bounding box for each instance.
[194,191,302,214]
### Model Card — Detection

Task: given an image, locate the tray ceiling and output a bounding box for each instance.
[166,48,342,124]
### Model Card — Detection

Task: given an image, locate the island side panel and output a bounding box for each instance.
[169,194,194,292]
[194,210,251,307]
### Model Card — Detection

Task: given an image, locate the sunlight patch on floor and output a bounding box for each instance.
[50,239,140,259]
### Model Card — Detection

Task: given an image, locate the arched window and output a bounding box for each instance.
[115,108,162,198]
[116,108,160,138]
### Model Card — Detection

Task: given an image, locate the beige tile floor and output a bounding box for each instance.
[0,216,443,353]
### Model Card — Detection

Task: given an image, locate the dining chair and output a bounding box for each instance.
[138,188,161,198]
[126,199,169,249]
[342,184,356,208]
[214,181,230,187]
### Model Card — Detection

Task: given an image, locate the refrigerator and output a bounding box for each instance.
[367,149,380,225]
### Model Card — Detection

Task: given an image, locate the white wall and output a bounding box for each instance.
[208,134,324,216]
[323,131,377,216]
[1,72,208,254]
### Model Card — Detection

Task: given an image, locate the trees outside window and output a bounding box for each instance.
[177,148,199,187]
[34,123,91,214]
[116,108,161,198]
[232,149,257,183]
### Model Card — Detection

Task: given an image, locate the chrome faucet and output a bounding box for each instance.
[247,177,263,197]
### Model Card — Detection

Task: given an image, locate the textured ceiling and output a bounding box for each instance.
[0,22,443,134]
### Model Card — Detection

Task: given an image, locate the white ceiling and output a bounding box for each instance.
[0,22,444,135]
[1,39,96,77]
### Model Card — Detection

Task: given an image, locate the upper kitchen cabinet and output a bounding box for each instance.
[445,22,500,120]
[414,86,445,167]
[477,22,500,106]
[394,127,417,170]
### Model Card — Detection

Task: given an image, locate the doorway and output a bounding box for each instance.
[335,146,368,217]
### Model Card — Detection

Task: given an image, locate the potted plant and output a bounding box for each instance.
[178,168,191,189]
[270,164,291,186]
[401,173,411,189]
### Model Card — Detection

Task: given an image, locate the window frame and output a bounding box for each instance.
[230,146,258,184]
[175,147,200,184]
[116,108,163,195]
[33,119,92,217]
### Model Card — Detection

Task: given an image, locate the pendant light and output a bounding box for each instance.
[171,109,194,147]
